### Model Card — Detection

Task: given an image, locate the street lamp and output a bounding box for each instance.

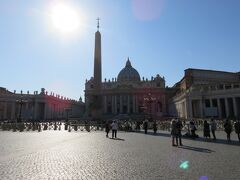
[64,108,72,123]
[143,93,156,120]
[16,96,27,123]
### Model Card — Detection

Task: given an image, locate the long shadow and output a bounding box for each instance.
[135,130,171,138]
[109,137,125,141]
[177,145,215,153]
[134,131,240,146]
[187,136,240,146]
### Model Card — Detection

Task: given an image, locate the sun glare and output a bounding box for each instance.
[50,3,80,33]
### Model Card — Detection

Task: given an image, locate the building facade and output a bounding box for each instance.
[0,87,85,122]
[169,69,240,119]
[85,58,170,120]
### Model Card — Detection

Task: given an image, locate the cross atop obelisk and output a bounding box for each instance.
[97,17,100,30]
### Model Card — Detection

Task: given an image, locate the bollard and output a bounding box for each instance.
[54,123,57,130]
[65,123,68,130]
[74,125,78,131]
[38,123,41,132]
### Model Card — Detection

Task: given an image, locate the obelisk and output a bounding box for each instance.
[92,18,102,121]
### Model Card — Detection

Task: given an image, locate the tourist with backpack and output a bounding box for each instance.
[234,120,240,142]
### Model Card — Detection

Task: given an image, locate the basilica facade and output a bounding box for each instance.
[85,58,171,120]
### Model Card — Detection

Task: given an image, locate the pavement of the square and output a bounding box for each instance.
[0,130,239,180]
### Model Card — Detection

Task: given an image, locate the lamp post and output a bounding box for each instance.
[143,93,156,121]
[64,108,72,123]
[16,96,27,123]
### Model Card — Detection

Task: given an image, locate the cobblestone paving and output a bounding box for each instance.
[0,130,239,180]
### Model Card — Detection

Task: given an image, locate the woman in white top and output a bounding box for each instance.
[111,120,118,138]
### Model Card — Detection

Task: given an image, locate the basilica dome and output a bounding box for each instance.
[117,58,141,82]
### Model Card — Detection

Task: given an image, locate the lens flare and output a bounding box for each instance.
[132,0,165,21]
[199,176,209,180]
[179,161,189,170]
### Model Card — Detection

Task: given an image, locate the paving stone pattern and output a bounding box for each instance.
[0,130,239,180]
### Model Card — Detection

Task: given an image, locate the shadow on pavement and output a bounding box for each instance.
[109,137,125,141]
[134,131,240,146]
[177,145,215,153]
[135,131,171,138]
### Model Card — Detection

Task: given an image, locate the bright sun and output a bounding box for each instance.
[50,3,80,33]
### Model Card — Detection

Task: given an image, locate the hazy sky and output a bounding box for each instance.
[1,0,240,100]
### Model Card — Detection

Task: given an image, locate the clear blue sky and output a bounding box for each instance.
[1,0,240,100]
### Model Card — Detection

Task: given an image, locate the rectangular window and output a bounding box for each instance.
[205,99,211,107]
[212,99,218,107]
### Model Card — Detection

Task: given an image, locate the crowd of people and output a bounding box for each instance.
[170,118,240,145]
[104,118,240,145]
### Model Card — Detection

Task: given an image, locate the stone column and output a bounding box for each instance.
[210,98,213,107]
[187,98,193,119]
[25,102,29,110]
[44,103,48,120]
[184,100,187,119]
[162,95,166,115]
[3,102,7,120]
[120,95,123,113]
[133,95,136,113]
[233,97,238,118]
[104,95,107,113]
[136,96,139,113]
[200,99,204,118]
[225,98,229,118]
[111,95,114,114]
[217,98,222,119]
[34,101,38,120]
[11,102,16,120]
[127,95,130,113]
[114,96,117,114]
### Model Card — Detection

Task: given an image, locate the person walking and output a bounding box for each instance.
[224,119,232,142]
[105,121,110,138]
[111,120,118,138]
[203,120,211,139]
[171,119,177,146]
[143,119,149,134]
[153,121,157,134]
[234,119,240,142]
[176,118,183,146]
[189,120,198,139]
[210,118,217,140]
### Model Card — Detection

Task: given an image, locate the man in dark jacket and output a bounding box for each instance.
[234,120,240,142]
[143,119,148,134]
[176,118,183,146]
